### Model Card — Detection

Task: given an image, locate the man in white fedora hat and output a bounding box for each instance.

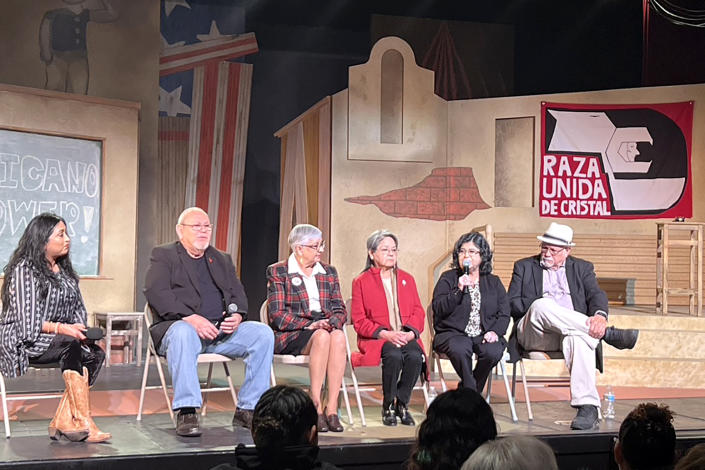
[507,222,639,430]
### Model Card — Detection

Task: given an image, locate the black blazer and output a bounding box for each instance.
[506,255,608,370]
[431,270,510,344]
[144,242,248,349]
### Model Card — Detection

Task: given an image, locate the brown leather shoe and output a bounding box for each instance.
[232,407,254,429]
[317,414,329,432]
[326,412,344,432]
[176,410,202,437]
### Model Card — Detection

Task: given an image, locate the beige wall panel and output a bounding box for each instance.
[348,37,446,163]
[495,117,534,207]
[0,85,139,319]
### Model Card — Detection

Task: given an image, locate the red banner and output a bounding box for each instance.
[540,101,693,219]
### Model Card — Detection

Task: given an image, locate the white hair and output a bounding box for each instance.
[177,207,208,225]
[461,436,558,470]
[288,224,322,250]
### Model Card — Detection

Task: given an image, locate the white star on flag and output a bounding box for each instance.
[196,20,225,42]
[159,85,191,116]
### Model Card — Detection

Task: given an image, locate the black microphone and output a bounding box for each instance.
[216,303,239,328]
[463,259,471,294]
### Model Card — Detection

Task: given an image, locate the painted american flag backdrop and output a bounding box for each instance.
[158,0,257,263]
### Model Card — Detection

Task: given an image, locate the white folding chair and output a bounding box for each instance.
[511,350,600,422]
[343,321,431,427]
[259,300,354,425]
[0,363,63,438]
[136,304,239,425]
[428,307,518,422]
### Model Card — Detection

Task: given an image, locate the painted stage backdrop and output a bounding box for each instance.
[541,102,693,219]
[158,0,256,266]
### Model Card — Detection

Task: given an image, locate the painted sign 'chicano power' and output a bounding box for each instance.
[540,102,693,219]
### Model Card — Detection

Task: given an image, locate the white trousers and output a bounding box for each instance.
[517,298,601,407]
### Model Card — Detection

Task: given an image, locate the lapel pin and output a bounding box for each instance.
[208,257,213,264]
[292,277,302,286]
[402,280,407,287]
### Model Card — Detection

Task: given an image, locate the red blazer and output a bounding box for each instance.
[350,268,425,368]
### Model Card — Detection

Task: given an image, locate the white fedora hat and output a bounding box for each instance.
[537,222,575,247]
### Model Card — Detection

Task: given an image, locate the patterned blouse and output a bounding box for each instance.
[464,283,482,337]
[0,259,86,378]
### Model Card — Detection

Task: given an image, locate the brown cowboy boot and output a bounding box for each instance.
[48,370,89,442]
[68,367,111,443]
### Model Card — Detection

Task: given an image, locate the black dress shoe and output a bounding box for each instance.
[382,404,397,426]
[232,407,254,429]
[317,414,329,433]
[326,413,344,432]
[570,405,599,430]
[176,410,202,437]
[395,402,415,426]
[603,326,639,350]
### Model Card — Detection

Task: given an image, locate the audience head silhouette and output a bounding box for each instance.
[252,385,318,451]
[615,403,675,470]
[460,435,558,470]
[409,388,497,470]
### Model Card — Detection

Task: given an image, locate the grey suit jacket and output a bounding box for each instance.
[507,255,608,371]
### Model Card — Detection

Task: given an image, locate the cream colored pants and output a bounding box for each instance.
[517,298,601,407]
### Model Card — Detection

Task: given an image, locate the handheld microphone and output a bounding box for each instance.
[462,259,471,294]
[227,303,238,315]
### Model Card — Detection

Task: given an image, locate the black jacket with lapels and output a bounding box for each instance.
[507,254,608,371]
[144,241,248,349]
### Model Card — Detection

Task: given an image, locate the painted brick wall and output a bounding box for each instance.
[345,167,489,220]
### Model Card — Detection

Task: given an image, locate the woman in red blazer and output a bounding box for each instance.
[351,230,425,426]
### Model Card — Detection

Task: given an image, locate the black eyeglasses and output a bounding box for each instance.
[180,223,214,232]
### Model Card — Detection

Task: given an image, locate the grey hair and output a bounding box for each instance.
[177,207,208,225]
[364,229,399,271]
[460,435,558,470]
[288,224,322,251]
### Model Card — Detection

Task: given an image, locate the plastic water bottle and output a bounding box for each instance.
[603,386,616,420]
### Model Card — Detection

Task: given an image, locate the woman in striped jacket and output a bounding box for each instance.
[0,213,109,443]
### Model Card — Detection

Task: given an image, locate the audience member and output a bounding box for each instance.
[460,435,558,470]
[211,385,341,470]
[675,443,705,470]
[614,403,676,470]
[408,388,497,470]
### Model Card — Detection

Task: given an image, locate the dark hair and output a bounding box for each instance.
[1,213,77,307]
[450,232,493,275]
[252,385,318,452]
[675,443,705,470]
[619,403,675,470]
[409,388,497,470]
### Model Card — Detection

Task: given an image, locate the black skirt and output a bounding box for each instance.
[280,329,315,356]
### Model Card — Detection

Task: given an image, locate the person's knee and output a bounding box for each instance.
[164,321,200,353]
[528,298,554,316]
[382,344,403,365]
[244,321,274,345]
[329,329,346,350]
[311,329,331,347]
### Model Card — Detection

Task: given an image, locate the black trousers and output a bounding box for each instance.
[433,332,504,393]
[29,334,105,386]
[380,340,423,409]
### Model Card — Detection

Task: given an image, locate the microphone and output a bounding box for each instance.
[227,303,238,315]
[463,259,471,294]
